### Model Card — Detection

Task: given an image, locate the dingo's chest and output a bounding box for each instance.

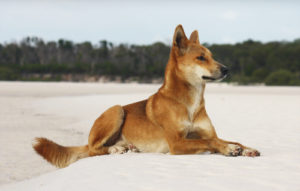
[182,118,212,132]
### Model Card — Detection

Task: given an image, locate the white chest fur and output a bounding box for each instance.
[182,85,212,134]
[186,85,203,121]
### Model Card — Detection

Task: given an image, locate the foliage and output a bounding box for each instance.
[0,67,17,80]
[0,37,299,85]
[265,69,299,86]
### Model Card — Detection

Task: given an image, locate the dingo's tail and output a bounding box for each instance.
[33,137,89,168]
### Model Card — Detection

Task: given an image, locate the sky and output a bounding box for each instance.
[0,0,300,45]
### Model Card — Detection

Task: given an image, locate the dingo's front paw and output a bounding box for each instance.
[242,148,260,157]
[225,144,242,156]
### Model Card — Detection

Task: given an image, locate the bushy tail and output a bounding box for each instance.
[33,137,89,168]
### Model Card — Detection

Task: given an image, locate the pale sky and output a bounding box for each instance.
[0,0,300,45]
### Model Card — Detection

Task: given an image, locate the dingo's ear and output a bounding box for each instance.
[189,30,200,44]
[173,25,188,55]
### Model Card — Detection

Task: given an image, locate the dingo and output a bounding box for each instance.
[34,25,260,168]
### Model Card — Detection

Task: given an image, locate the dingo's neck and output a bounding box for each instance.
[159,53,205,120]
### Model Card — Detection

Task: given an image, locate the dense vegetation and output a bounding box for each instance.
[0,37,299,85]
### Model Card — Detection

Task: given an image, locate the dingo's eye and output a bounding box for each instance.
[197,56,206,61]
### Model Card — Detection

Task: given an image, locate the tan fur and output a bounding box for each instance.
[33,138,89,168]
[33,25,260,168]
[88,105,124,156]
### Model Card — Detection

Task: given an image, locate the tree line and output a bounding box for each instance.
[0,37,299,85]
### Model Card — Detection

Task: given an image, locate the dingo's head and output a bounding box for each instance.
[171,25,228,85]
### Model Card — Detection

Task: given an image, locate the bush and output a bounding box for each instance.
[230,74,252,85]
[0,67,18,80]
[252,68,268,83]
[265,69,298,85]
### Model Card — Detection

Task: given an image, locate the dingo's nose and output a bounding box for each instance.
[221,66,229,75]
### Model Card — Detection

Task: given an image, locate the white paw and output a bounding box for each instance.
[108,146,126,154]
[226,144,242,156]
[127,144,139,153]
[242,148,260,157]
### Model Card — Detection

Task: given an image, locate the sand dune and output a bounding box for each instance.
[0,82,299,190]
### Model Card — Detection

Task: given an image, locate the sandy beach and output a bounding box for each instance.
[0,82,299,190]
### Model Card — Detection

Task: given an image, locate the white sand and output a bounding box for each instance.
[0,82,299,191]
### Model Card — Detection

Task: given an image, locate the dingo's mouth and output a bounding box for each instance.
[202,74,227,81]
[202,76,216,81]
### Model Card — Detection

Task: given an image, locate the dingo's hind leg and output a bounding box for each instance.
[88,105,125,156]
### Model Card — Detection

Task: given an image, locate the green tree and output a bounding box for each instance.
[265,69,297,85]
